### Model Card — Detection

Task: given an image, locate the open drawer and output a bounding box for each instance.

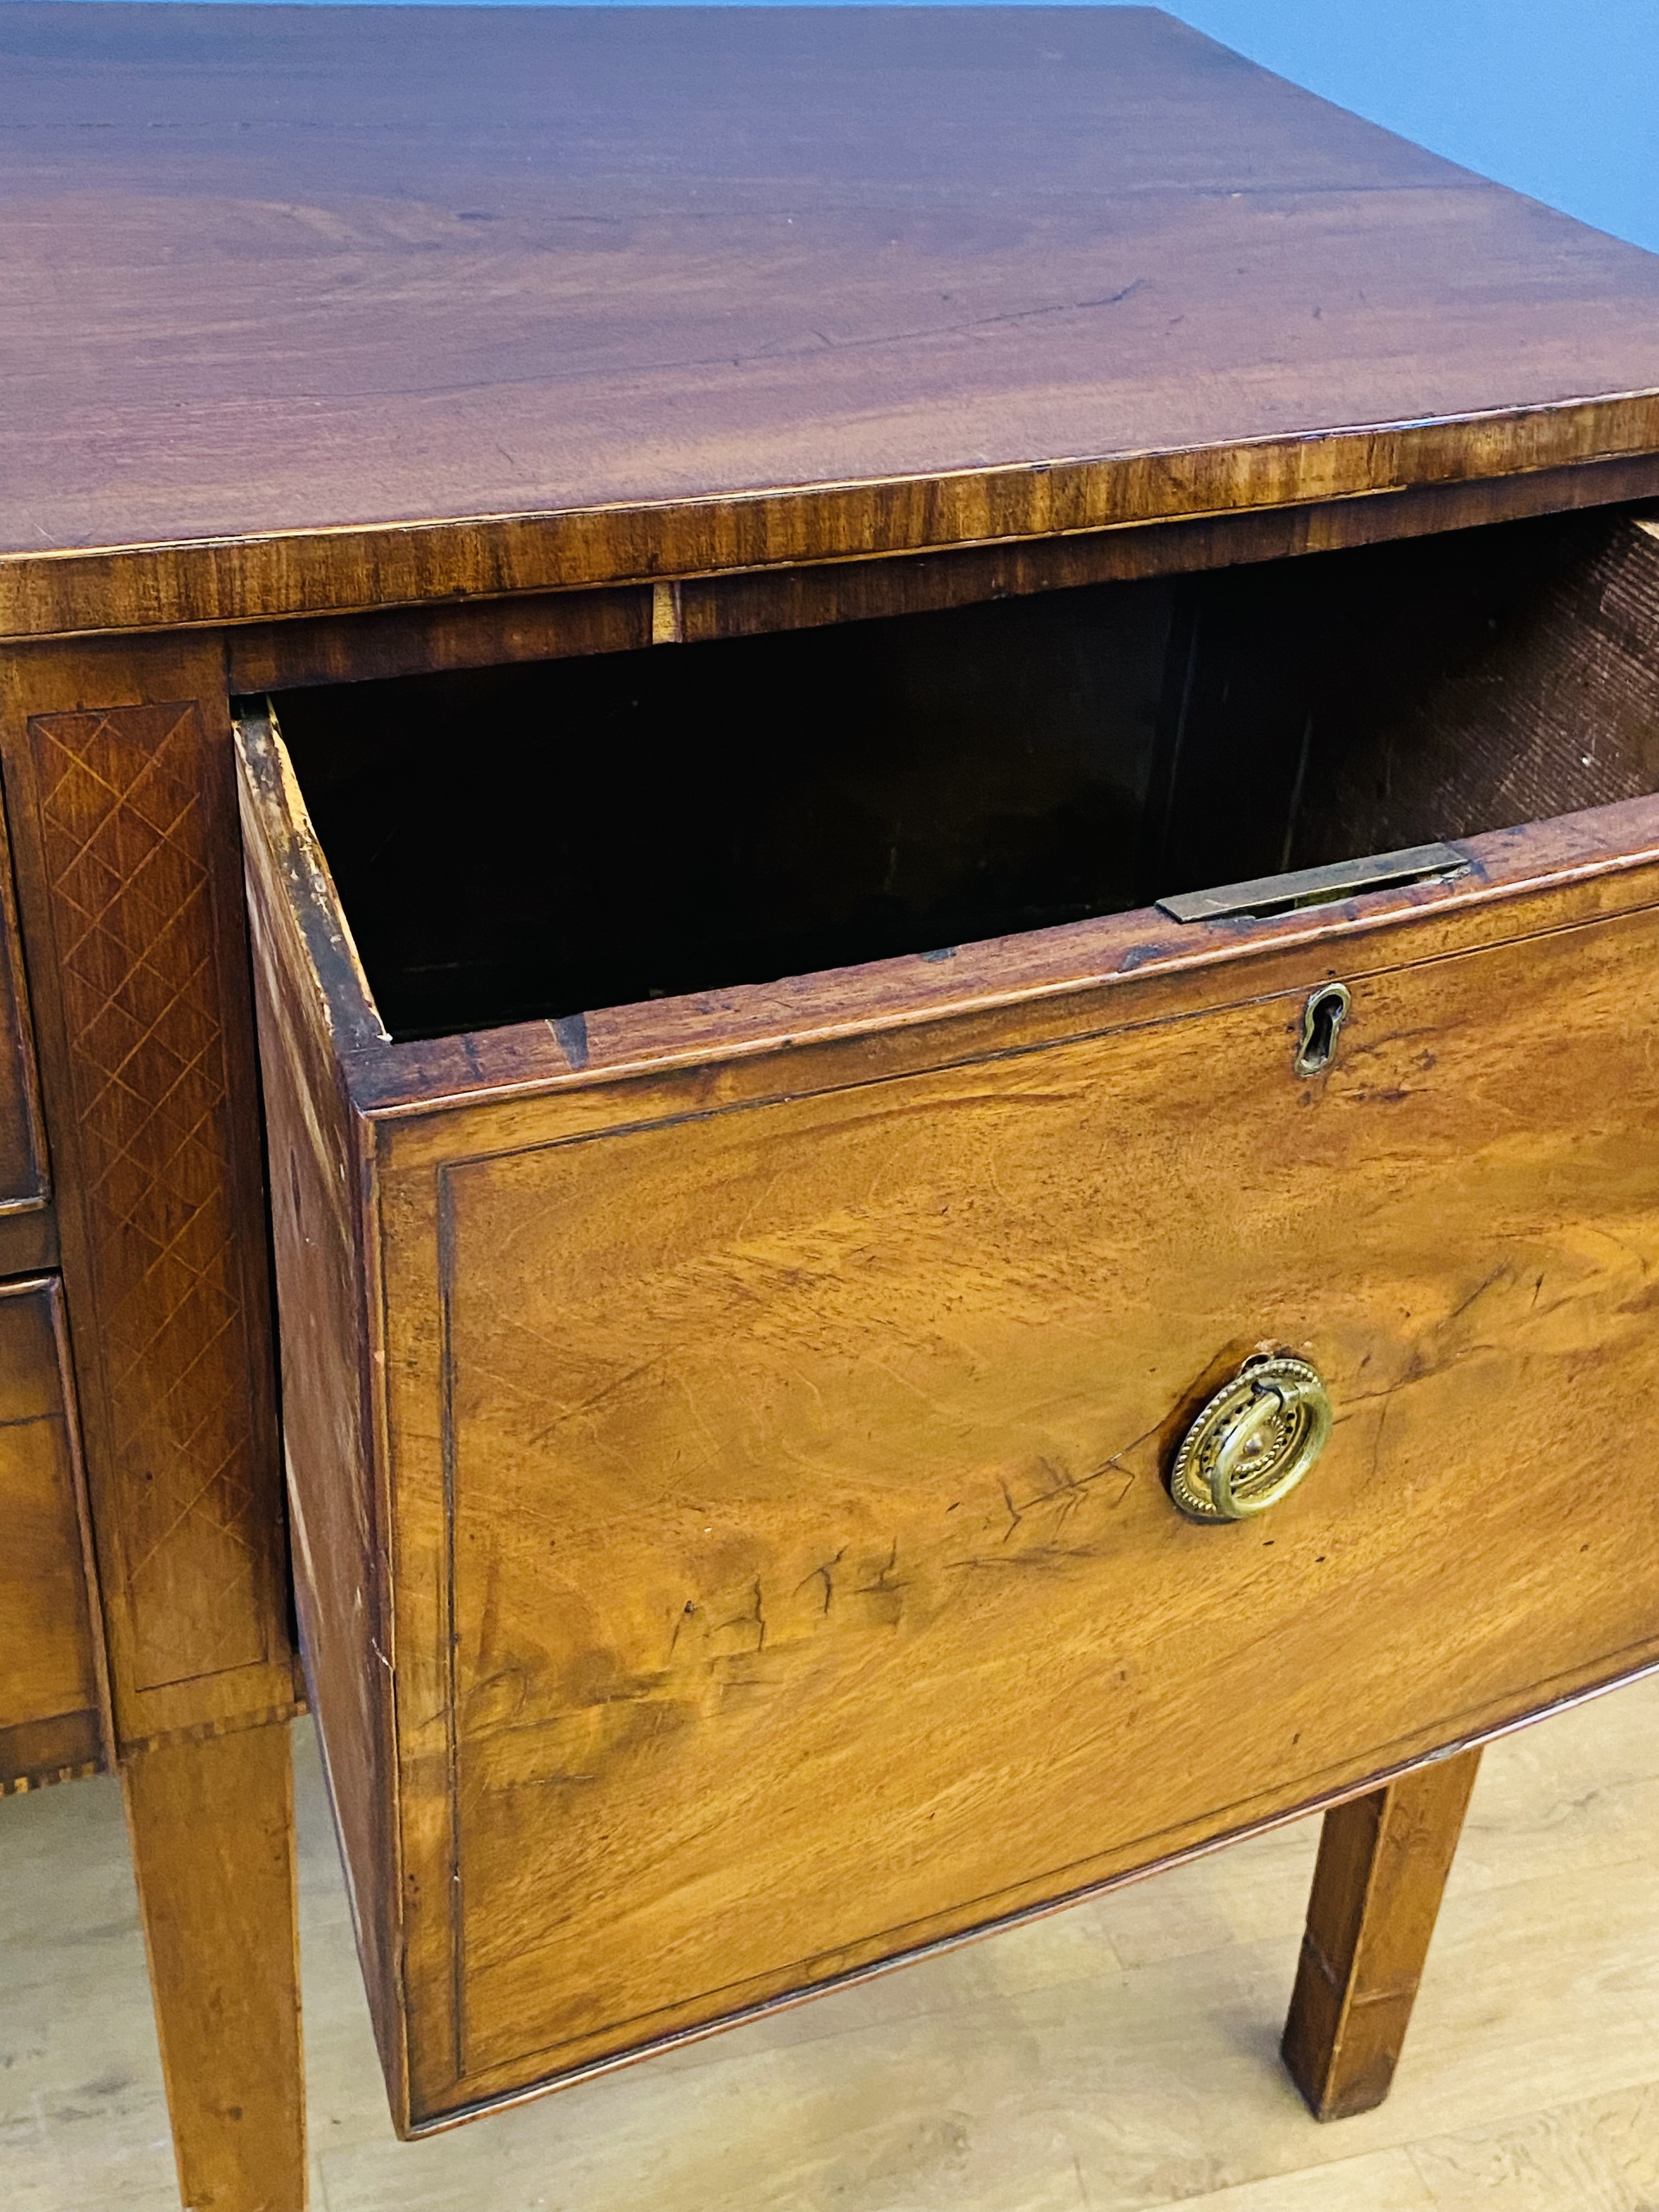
[236,505,1659,2133]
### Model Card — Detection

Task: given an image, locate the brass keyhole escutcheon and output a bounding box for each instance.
[1296,983,1350,1076]
[1169,1354,1333,1522]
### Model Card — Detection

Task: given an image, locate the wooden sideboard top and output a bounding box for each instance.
[5,2,1659,639]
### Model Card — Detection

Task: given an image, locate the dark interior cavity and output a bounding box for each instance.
[267,506,1659,1041]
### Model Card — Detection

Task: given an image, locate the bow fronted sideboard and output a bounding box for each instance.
[7,9,1659,2205]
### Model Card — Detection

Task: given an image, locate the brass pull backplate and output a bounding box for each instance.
[1170,1353,1333,1522]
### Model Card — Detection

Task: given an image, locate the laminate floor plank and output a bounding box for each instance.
[0,1771,185,2212]
[1407,2082,1659,2209]
[5,1677,1659,2211]
[1151,2146,1438,2211]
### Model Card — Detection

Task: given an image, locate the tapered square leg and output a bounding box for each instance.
[1282,1747,1482,2121]
[122,1722,306,2211]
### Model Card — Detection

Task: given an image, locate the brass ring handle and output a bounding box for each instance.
[1209,1382,1291,1519]
[1169,1354,1333,1523]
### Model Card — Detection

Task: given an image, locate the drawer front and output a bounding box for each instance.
[0,1276,106,1791]
[0,795,52,1275]
[374,895,1659,2115]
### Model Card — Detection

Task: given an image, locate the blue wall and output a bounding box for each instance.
[1170,1,1659,256]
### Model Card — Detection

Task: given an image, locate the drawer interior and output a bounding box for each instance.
[266,506,1659,1042]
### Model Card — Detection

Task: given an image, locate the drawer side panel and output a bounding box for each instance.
[236,742,404,2110]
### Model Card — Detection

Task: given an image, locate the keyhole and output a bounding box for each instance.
[1295,984,1351,1076]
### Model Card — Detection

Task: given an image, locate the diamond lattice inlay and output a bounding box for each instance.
[31,704,268,1689]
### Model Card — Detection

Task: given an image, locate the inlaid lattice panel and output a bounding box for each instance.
[29,703,271,1689]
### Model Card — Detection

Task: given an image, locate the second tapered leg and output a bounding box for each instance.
[1281,1747,1482,2121]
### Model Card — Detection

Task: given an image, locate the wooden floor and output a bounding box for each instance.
[5,1675,1659,2211]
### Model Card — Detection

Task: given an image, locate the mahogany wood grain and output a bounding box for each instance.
[0,635,297,1750]
[384,904,1659,2120]
[225,464,1659,699]
[5,7,1659,637]
[122,1723,306,2212]
[1282,1750,1483,2121]
[229,585,652,701]
[0,1274,110,1794]
[238,693,1659,2126]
